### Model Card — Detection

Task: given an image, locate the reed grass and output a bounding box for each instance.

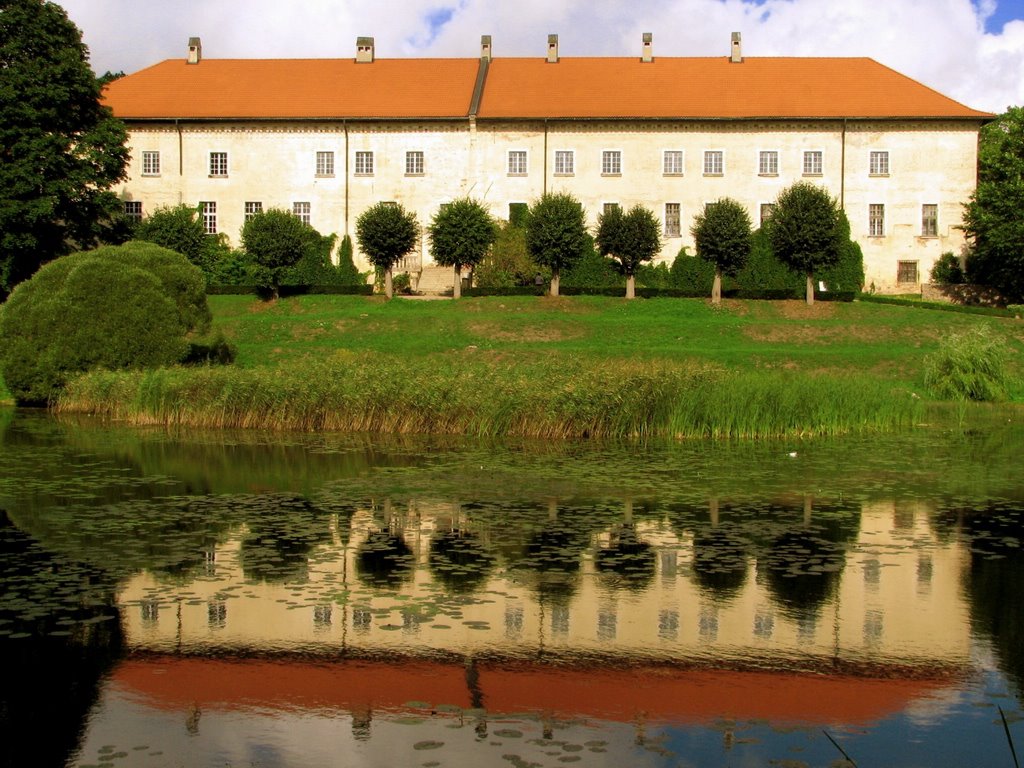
[56,355,920,439]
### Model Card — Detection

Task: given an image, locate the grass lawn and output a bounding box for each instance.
[206,293,1024,396]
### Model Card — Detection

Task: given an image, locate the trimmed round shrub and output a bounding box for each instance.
[0,241,210,404]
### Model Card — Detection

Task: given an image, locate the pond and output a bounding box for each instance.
[0,408,1022,768]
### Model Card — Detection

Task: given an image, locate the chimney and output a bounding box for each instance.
[547,34,559,63]
[642,32,653,63]
[356,36,375,63]
[481,34,492,61]
[730,31,743,63]
[187,37,202,65]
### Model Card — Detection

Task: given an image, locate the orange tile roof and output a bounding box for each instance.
[102,58,481,119]
[103,55,991,121]
[478,56,991,119]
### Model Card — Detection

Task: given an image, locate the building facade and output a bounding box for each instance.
[103,34,991,293]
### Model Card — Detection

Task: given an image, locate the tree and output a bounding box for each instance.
[428,197,496,298]
[0,0,129,298]
[0,242,210,404]
[525,193,588,297]
[355,202,419,298]
[764,182,844,305]
[691,198,753,305]
[595,204,662,299]
[135,204,208,266]
[241,208,319,299]
[962,106,1024,303]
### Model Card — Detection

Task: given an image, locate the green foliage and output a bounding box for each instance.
[0,242,210,404]
[508,203,530,228]
[135,204,208,264]
[734,229,802,291]
[242,208,323,294]
[0,0,129,297]
[475,221,543,288]
[924,325,1012,402]
[525,193,589,281]
[962,107,1024,302]
[355,202,420,272]
[428,198,497,270]
[595,204,662,278]
[816,215,865,293]
[690,198,753,276]
[562,239,622,289]
[636,262,672,289]
[281,232,340,286]
[930,251,966,285]
[669,248,715,293]
[764,181,844,282]
[336,234,363,285]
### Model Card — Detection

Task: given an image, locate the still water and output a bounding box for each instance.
[0,409,1022,768]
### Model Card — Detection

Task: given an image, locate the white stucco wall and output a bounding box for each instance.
[117,118,981,293]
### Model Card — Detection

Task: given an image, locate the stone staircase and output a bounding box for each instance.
[412,265,456,295]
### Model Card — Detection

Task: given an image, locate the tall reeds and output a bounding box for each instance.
[56,355,920,439]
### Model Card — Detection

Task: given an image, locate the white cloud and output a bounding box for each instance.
[60,0,1023,112]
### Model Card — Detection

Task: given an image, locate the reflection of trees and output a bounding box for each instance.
[938,504,1024,702]
[0,509,124,768]
[595,523,656,592]
[691,528,749,599]
[238,495,333,584]
[428,529,494,595]
[356,530,414,589]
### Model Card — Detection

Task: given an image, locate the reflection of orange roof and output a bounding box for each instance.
[479,57,991,120]
[115,657,957,726]
[102,57,991,121]
[102,59,480,119]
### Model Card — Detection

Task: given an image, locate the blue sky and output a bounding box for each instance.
[61,0,1024,113]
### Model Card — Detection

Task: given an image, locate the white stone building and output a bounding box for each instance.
[103,33,991,293]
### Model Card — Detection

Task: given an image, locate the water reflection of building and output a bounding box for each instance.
[118,497,969,673]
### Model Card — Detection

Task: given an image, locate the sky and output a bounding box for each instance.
[59,0,1024,113]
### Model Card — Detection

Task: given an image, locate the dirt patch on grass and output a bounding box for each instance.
[468,320,583,343]
[776,300,838,320]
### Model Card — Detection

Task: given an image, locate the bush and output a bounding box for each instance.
[924,325,1012,401]
[636,262,672,289]
[336,234,364,286]
[562,239,623,289]
[0,242,210,404]
[734,229,802,292]
[475,221,543,289]
[930,252,966,285]
[135,204,207,265]
[668,247,715,293]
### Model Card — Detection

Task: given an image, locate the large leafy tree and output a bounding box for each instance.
[691,198,753,305]
[764,181,844,305]
[0,0,129,297]
[355,202,419,298]
[962,106,1024,303]
[526,193,588,297]
[241,208,320,299]
[428,197,496,299]
[595,204,662,299]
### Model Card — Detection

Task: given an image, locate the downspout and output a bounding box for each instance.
[543,119,549,196]
[176,119,183,205]
[343,119,349,236]
[840,118,847,210]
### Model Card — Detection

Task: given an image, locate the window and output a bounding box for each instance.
[316,151,334,177]
[869,203,885,237]
[405,150,424,175]
[293,201,310,225]
[123,201,142,221]
[355,150,374,175]
[200,201,217,234]
[802,150,823,175]
[141,150,160,176]
[703,150,723,176]
[664,202,681,237]
[663,150,684,175]
[209,152,228,177]
[244,201,262,221]
[760,203,775,226]
[870,150,889,176]
[758,150,779,176]
[897,260,919,284]
[601,150,621,175]
[921,204,938,237]
[507,150,527,175]
[603,202,620,216]
[554,150,574,175]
